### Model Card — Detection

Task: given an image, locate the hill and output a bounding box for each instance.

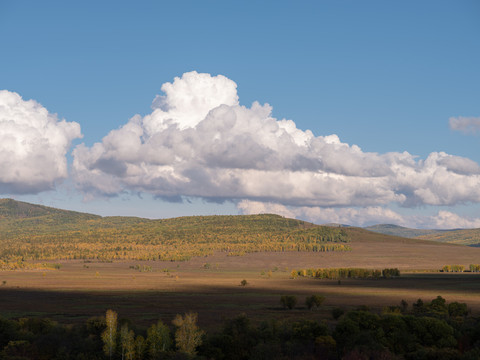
[0,198,100,221]
[364,224,448,238]
[365,223,480,246]
[415,228,480,246]
[0,199,350,266]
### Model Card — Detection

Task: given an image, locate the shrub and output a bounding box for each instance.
[280,295,297,310]
[305,295,325,310]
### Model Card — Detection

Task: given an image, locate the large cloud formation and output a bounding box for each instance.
[72,72,480,226]
[0,90,82,194]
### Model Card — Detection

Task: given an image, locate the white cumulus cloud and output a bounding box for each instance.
[424,210,480,229]
[72,71,480,213]
[0,90,82,194]
[238,200,407,227]
[238,200,480,230]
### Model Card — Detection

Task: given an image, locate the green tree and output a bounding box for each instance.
[147,320,171,358]
[172,312,204,355]
[120,324,135,360]
[448,301,468,317]
[102,309,118,360]
[134,335,146,360]
[429,295,448,316]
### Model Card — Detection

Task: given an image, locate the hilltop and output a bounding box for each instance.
[0,198,99,220]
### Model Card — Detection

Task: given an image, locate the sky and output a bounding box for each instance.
[1,0,480,228]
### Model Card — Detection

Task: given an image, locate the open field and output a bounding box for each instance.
[1,229,480,330]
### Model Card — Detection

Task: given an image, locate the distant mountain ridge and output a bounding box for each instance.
[365,223,480,246]
[364,224,449,238]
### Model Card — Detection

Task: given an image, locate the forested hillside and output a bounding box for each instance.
[0,199,350,266]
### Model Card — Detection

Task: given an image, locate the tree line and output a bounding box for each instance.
[0,295,479,359]
[442,264,480,272]
[291,267,401,279]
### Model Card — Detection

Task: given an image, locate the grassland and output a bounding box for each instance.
[1,198,480,334]
[1,226,479,330]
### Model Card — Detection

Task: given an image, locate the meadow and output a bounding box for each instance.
[1,228,479,330]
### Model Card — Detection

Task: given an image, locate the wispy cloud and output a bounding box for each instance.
[449,116,480,134]
[0,90,82,194]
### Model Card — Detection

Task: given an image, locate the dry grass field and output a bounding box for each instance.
[0,228,479,330]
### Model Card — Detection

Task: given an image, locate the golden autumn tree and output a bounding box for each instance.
[102,309,117,360]
[172,312,204,355]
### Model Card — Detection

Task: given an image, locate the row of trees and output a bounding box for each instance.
[0,260,61,271]
[292,267,400,279]
[101,310,203,360]
[442,264,480,272]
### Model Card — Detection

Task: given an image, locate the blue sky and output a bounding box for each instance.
[1,1,480,228]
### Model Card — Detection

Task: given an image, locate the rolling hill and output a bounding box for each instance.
[2,198,479,271]
[364,223,480,246]
[415,229,480,247]
[364,224,448,238]
[0,199,350,265]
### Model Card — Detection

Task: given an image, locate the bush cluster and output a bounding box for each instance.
[293,267,400,279]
